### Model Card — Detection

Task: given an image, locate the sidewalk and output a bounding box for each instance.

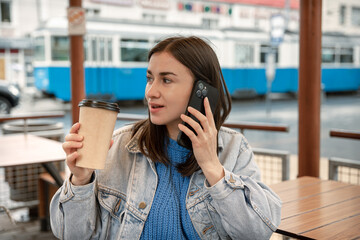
[0,217,56,240]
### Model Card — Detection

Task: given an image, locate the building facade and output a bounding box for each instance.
[0,0,359,89]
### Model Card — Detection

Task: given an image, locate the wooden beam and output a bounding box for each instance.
[69,0,85,124]
[298,0,322,177]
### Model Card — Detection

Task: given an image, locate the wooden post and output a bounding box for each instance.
[69,0,85,124]
[298,0,322,177]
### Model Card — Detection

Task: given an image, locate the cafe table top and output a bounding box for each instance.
[271,176,360,240]
[0,134,66,167]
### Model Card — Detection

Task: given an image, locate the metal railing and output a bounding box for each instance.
[253,148,290,185]
[330,129,360,140]
[222,121,290,185]
[328,129,360,185]
[328,157,360,185]
[0,112,65,212]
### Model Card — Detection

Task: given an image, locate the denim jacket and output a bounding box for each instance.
[50,125,282,240]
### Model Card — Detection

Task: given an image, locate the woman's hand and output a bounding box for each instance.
[62,122,93,185]
[178,97,224,186]
[63,123,114,186]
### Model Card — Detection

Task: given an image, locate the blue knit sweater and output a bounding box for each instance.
[139,138,201,240]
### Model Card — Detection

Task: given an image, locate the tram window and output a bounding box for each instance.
[235,44,254,64]
[260,45,278,63]
[83,38,89,61]
[99,38,105,62]
[107,39,112,62]
[321,47,335,63]
[51,36,69,61]
[34,37,45,61]
[120,39,149,62]
[91,39,97,61]
[339,47,353,63]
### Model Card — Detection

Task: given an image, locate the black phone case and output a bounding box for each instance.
[177,80,219,149]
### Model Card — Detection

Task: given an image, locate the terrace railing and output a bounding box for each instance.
[328,129,360,185]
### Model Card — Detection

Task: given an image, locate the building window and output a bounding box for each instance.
[260,45,278,63]
[339,5,346,25]
[235,44,254,64]
[120,39,149,62]
[202,18,218,29]
[339,47,353,63]
[142,13,166,23]
[351,7,360,26]
[85,8,100,17]
[322,47,335,63]
[51,36,69,61]
[34,37,45,61]
[0,0,11,23]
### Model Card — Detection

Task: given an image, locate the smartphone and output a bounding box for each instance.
[177,80,219,149]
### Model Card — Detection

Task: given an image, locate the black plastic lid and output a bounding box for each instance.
[78,99,120,112]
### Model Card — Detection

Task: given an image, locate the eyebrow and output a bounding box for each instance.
[147,70,177,76]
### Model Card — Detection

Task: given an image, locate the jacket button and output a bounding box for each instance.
[139,202,146,209]
[229,175,236,183]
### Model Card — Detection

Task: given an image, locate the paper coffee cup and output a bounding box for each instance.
[76,99,120,169]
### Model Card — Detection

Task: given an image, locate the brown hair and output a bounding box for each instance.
[132,36,232,176]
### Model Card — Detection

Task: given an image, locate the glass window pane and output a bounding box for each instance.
[34,37,45,61]
[340,5,346,25]
[340,47,353,63]
[99,38,105,61]
[91,39,97,61]
[107,39,112,62]
[1,2,11,23]
[83,38,88,62]
[260,44,278,63]
[322,47,335,63]
[351,7,360,26]
[120,39,149,62]
[235,44,254,64]
[51,36,69,61]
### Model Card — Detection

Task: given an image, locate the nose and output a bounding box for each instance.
[146,79,161,99]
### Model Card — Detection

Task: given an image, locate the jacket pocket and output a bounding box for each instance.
[205,195,231,240]
[189,193,224,239]
[98,187,127,223]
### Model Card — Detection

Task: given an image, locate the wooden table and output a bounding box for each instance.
[0,134,66,186]
[271,176,360,239]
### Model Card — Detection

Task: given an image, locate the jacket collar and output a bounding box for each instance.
[125,127,144,154]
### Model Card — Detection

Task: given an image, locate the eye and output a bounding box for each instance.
[163,78,171,84]
[146,76,153,83]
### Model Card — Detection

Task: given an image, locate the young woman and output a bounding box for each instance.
[50,36,281,240]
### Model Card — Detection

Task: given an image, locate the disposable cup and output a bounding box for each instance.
[76,99,120,169]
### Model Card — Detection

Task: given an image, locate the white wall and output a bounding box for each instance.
[323,0,360,35]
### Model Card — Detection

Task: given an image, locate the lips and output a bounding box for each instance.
[151,105,163,108]
[149,103,164,112]
[149,102,163,107]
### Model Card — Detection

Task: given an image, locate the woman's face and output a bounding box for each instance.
[146,51,194,139]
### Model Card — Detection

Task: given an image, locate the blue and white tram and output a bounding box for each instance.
[32,18,360,101]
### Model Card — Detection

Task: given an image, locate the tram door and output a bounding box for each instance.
[85,35,114,100]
